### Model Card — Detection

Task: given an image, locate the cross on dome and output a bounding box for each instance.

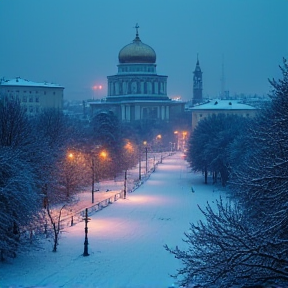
[134,23,140,37]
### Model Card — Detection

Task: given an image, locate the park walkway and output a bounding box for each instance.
[1,152,218,288]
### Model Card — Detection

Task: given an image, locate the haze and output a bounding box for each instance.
[0,0,287,101]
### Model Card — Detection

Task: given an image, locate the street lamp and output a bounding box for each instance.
[182,131,188,151]
[123,170,127,199]
[91,157,96,204]
[138,149,142,181]
[91,148,107,204]
[83,208,90,257]
[156,134,162,152]
[145,147,148,174]
[143,141,148,174]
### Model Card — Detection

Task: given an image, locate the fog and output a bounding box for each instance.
[0,0,287,101]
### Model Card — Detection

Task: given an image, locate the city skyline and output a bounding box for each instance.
[0,0,287,101]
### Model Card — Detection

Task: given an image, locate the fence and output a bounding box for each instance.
[58,152,171,229]
[23,151,172,241]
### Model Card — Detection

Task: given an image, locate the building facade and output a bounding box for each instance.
[191,99,258,132]
[89,24,185,122]
[0,77,64,115]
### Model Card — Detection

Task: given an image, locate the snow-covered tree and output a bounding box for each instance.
[187,113,249,186]
[0,100,41,259]
[167,59,288,287]
[165,198,288,287]
[91,111,123,177]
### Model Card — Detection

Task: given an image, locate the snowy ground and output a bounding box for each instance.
[0,152,223,288]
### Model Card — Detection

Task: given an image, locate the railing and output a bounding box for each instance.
[59,190,125,228]
[23,151,173,240]
[58,153,171,229]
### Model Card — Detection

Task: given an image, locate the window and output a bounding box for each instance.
[44,91,46,95]
[35,96,39,102]
[23,96,27,102]
[29,96,33,102]
[29,106,33,113]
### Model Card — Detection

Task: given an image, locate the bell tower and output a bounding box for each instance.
[193,55,203,105]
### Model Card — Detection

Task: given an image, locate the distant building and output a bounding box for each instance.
[89,24,185,122]
[0,77,64,115]
[192,56,203,105]
[191,99,258,132]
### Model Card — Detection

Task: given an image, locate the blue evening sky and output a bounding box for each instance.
[0,0,287,101]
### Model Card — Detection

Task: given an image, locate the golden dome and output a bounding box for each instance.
[118,26,156,64]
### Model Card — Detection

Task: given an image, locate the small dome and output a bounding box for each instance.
[118,31,156,64]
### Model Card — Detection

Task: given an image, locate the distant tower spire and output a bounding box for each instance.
[220,54,225,98]
[193,54,203,105]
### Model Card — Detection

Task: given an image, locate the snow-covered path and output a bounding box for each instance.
[1,153,219,288]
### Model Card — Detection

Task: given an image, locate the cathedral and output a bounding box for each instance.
[89,24,185,122]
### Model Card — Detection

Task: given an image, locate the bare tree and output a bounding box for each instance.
[46,202,66,252]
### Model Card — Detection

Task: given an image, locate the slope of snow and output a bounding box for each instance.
[0,153,221,288]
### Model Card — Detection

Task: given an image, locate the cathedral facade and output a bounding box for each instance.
[89,25,184,122]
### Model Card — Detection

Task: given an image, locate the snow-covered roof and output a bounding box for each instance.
[0,77,64,88]
[191,99,256,110]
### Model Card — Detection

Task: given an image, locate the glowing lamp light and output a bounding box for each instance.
[92,85,103,90]
[125,141,133,152]
[100,151,107,158]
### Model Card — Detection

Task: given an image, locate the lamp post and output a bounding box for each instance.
[66,152,75,198]
[83,208,90,257]
[174,131,179,150]
[91,147,107,204]
[123,170,127,199]
[91,157,95,204]
[143,141,148,174]
[182,131,187,151]
[156,134,162,152]
[138,151,142,181]
[145,146,148,174]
